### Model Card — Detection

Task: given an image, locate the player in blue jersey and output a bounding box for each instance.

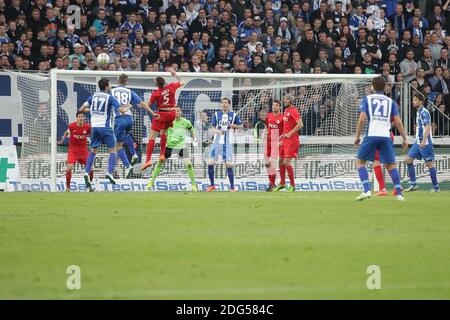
[354,76,408,201]
[206,97,243,192]
[111,74,158,178]
[79,78,129,191]
[404,94,440,192]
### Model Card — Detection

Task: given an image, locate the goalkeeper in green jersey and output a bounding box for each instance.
[147,107,198,191]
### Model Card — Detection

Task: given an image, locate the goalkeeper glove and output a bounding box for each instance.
[192,138,199,147]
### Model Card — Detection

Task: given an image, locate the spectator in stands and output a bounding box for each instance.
[400,49,418,82]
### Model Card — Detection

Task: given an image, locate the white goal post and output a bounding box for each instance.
[44,70,377,192]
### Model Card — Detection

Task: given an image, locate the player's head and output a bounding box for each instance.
[283,94,294,107]
[118,73,128,86]
[155,76,165,89]
[76,111,85,124]
[272,99,282,113]
[98,78,111,92]
[412,94,425,109]
[220,97,231,112]
[371,76,386,93]
[175,106,182,119]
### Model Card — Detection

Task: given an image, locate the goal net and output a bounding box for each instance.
[11,71,386,192]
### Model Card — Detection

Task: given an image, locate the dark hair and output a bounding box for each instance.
[76,111,84,116]
[118,73,128,84]
[221,97,231,104]
[372,76,386,92]
[273,99,282,106]
[155,76,165,88]
[98,78,110,91]
[413,94,425,102]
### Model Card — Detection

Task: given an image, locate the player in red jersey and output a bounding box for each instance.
[264,100,284,192]
[273,94,303,192]
[141,67,185,170]
[58,111,93,192]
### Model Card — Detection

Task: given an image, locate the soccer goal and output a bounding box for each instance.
[12,70,385,192]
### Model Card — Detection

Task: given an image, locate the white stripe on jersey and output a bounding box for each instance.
[90,92,113,128]
[366,94,393,138]
[111,87,132,116]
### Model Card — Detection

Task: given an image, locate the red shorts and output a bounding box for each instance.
[151,110,176,132]
[265,142,281,158]
[280,138,299,159]
[67,148,89,165]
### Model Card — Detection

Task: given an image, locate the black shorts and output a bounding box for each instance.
[165,147,190,159]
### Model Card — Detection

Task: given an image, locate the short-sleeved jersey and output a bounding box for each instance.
[67,122,91,150]
[167,117,194,149]
[85,92,121,128]
[360,93,399,138]
[111,86,142,116]
[415,106,433,145]
[149,82,181,110]
[282,106,301,140]
[266,112,284,143]
[211,110,242,145]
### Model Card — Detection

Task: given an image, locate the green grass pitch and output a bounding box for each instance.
[1,191,450,299]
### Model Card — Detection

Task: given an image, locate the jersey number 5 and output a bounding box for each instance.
[162,93,170,105]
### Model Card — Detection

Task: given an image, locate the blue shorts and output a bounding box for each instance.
[209,143,233,162]
[408,144,435,162]
[90,127,117,149]
[114,115,133,143]
[357,136,396,164]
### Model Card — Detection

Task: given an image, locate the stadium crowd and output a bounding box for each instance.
[1,0,449,136]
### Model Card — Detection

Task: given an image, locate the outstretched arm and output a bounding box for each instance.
[58,129,69,145]
[79,102,90,113]
[168,67,185,86]
[139,101,160,118]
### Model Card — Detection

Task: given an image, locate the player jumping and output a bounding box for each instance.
[404,94,440,193]
[141,67,185,171]
[147,107,198,191]
[273,94,303,192]
[58,111,93,192]
[264,100,284,192]
[111,74,158,178]
[355,76,408,201]
[79,78,128,190]
[206,97,243,192]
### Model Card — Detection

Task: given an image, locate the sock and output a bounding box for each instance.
[160,134,167,157]
[269,174,276,185]
[280,165,286,185]
[373,165,385,190]
[66,170,72,189]
[227,167,235,189]
[429,167,439,190]
[358,166,371,193]
[208,165,215,186]
[89,170,94,182]
[108,153,117,174]
[286,165,295,187]
[407,163,417,186]
[389,168,402,196]
[125,134,136,156]
[117,148,131,168]
[85,152,95,174]
[146,139,155,163]
[150,161,163,185]
[187,163,196,185]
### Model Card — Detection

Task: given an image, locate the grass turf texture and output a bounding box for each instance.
[1,191,450,299]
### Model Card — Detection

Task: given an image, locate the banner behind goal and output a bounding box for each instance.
[12,71,386,191]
